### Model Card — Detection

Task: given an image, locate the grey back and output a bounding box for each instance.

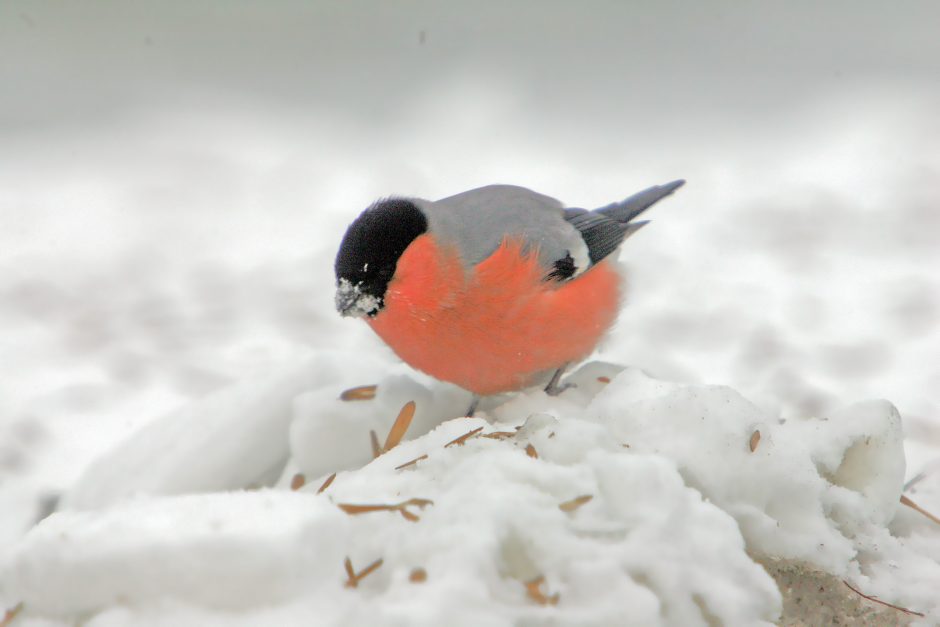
[414,185,589,273]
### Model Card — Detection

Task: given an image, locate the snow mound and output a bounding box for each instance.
[589,369,906,574]
[3,360,938,625]
[61,351,404,510]
[5,492,346,615]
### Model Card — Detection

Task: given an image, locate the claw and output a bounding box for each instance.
[545,381,576,396]
[544,363,575,396]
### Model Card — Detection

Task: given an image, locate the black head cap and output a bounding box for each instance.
[334,198,428,316]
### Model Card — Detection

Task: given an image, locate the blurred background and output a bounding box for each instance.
[1,1,938,547]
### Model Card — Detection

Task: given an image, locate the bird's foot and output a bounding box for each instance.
[544,363,575,396]
[545,381,576,397]
[465,396,480,417]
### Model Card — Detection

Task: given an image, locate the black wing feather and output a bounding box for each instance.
[563,210,629,265]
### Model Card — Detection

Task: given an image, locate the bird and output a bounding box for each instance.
[334,180,684,414]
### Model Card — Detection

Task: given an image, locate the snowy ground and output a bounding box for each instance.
[2,2,939,625]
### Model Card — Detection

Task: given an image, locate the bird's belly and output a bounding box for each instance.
[367,261,622,395]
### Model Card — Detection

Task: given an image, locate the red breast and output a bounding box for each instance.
[368,234,622,395]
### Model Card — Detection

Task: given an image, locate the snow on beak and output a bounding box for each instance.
[335,278,380,318]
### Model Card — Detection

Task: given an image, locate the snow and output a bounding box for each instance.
[3,365,774,625]
[6,492,347,616]
[61,359,324,510]
[2,2,939,625]
[3,362,938,625]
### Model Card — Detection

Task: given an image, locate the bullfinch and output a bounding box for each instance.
[335,180,684,412]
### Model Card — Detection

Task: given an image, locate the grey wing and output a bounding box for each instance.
[417,185,589,274]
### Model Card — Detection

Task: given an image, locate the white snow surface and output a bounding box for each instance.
[2,3,939,624]
[3,362,939,625]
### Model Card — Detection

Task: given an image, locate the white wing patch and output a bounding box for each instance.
[569,237,591,279]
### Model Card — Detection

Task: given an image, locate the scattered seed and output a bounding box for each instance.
[338,498,434,522]
[621,443,631,448]
[525,444,538,459]
[559,494,593,512]
[409,567,427,583]
[344,557,384,588]
[357,558,383,580]
[749,430,761,452]
[395,454,428,470]
[548,432,556,438]
[338,503,395,515]
[525,576,559,606]
[597,376,611,383]
[384,401,416,452]
[445,426,484,448]
[842,580,924,617]
[290,473,306,491]
[2,604,23,627]
[481,431,516,440]
[900,494,940,526]
[340,385,377,401]
[317,473,337,494]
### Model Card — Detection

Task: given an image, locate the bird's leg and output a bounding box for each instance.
[545,363,575,396]
[465,396,480,417]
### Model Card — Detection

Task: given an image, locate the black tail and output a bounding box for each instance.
[597,179,685,224]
